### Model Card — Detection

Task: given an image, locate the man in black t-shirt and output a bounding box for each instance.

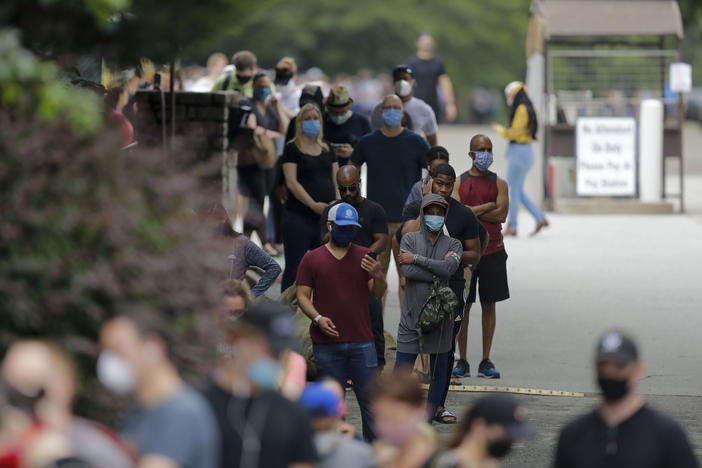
[408,33,457,122]
[203,301,318,468]
[401,163,482,424]
[321,165,389,369]
[323,86,372,166]
[553,331,699,468]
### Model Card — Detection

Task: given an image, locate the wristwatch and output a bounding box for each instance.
[313,315,323,326]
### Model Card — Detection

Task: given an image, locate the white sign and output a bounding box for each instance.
[576,117,637,197]
[670,62,692,93]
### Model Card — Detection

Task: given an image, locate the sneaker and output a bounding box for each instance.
[477,359,501,379]
[452,359,470,378]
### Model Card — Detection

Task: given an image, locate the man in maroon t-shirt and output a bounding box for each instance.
[296,202,386,442]
[452,134,509,380]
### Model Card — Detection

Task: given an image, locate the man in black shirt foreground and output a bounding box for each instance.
[554,331,699,468]
[203,301,318,468]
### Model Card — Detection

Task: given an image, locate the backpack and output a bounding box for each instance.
[417,276,457,353]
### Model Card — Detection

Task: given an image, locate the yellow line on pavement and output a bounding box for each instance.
[420,384,585,397]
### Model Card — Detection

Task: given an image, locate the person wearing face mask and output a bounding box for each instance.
[395,194,462,420]
[351,95,429,302]
[435,393,533,468]
[371,65,438,146]
[236,72,289,252]
[371,372,438,468]
[320,165,389,370]
[323,86,371,166]
[296,203,387,442]
[553,331,699,468]
[280,103,339,292]
[492,81,548,236]
[97,313,220,468]
[203,300,318,468]
[298,383,376,468]
[453,134,509,381]
[211,50,276,97]
[273,57,301,117]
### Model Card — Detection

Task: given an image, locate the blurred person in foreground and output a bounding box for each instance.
[298,383,375,468]
[98,313,220,468]
[203,300,318,468]
[434,393,533,468]
[553,331,699,468]
[191,53,227,92]
[409,33,457,122]
[1,341,134,468]
[372,372,437,468]
[324,86,371,166]
[371,65,438,146]
[296,202,386,442]
[492,81,548,237]
[104,81,135,148]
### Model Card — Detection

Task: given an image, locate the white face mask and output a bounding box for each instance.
[394,80,413,98]
[97,350,137,395]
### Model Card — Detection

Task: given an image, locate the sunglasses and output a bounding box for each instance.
[339,184,359,193]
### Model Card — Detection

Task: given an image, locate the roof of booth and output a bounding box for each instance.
[535,0,683,39]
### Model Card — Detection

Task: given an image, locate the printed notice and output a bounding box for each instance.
[576,117,636,197]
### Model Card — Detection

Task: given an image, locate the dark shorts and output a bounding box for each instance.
[467,249,509,303]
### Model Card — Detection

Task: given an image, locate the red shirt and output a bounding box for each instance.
[459,171,504,255]
[296,244,373,344]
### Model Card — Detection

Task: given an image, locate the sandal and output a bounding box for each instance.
[433,408,457,424]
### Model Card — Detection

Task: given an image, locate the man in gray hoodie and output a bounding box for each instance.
[395,193,462,420]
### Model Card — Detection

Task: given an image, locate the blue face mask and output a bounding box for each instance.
[424,215,445,232]
[473,151,494,171]
[247,357,281,390]
[302,120,321,138]
[381,108,403,128]
[331,225,356,246]
[253,87,271,102]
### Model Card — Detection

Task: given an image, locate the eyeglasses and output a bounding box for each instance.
[339,184,359,193]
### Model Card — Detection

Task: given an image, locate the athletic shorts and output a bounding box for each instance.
[467,249,509,303]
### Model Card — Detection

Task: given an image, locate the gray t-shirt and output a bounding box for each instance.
[371,96,438,137]
[314,431,376,468]
[121,385,220,468]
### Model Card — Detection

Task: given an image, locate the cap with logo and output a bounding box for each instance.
[325,86,354,108]
[595,330,639,364]
[327,202,361,227]
[468,393,534,441]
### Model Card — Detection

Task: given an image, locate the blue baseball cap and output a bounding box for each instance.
[299,383,341,419]
[327,202,361,227]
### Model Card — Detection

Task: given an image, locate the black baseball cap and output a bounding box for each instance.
[299,85,324,109]
[595,330,639,364]
[238,300,299,355]
[392,64,415,78]
[468,394,534,440]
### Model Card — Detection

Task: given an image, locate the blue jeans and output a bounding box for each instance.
[395,351,449,421]
[506,142,544,229]
[281,210,322,291]
[313,342,378,442]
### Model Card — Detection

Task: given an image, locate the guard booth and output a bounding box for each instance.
[525,0,685,212]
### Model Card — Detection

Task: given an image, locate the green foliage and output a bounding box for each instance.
[0,29,102,136]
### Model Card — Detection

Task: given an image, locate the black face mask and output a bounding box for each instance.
[598,377,629,402]
[236,74,252,85]
[275,73,293,85]
[488,438,513,458]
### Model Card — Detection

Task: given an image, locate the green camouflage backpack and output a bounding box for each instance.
[417,276,458,353]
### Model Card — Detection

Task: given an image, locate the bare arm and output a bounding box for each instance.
[469,202,497,217]
[297,284,338,337]
[369,233,389,255]
[479,177,509,224]
[438,74,457,122]
[362,254,387,298]
[137,455,179,468]
[426,132,438,146]
[461,237,480,268]
[331,161,339,199]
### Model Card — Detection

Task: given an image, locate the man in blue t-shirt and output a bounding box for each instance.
[351,94,429,277]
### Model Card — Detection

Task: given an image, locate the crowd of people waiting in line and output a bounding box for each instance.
[4,35,698,468]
